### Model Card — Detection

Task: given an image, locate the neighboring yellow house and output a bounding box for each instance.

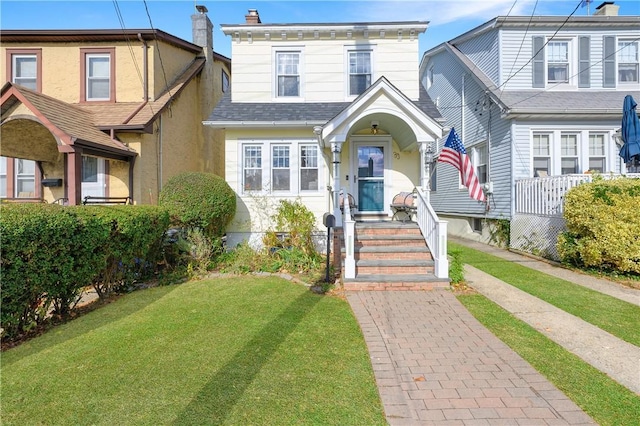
[0,5,230,205]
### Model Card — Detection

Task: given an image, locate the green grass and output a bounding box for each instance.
[1,276,385,426]
[458,294,640,426]
[450,242,640,347]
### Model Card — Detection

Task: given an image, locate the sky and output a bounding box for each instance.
[1,0,639,59]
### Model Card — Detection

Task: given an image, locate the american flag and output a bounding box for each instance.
[438,128,486,202]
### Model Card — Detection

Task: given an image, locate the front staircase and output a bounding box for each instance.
[340,221,450,291]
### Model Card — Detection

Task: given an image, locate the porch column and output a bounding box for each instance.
[66,148,83,205]
[331,141,344,225]
[419,140,435,203]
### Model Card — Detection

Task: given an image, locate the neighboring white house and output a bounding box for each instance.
[419,2,640,244]
[205,10,445,248]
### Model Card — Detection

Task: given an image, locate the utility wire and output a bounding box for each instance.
[142,0,173,115]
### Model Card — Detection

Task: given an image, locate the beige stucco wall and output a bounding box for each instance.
[230,34,421,103]
[107,159,130,198]
[149,42,199,100]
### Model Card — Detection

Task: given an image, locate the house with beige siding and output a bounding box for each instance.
[0,6,230,205]
[206,10,451,287]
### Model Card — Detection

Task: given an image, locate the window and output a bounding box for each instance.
[533,134,551,177]
[0,157,6,198]
[81,48,115,102]
[547,41,569,83]
[426,66,434,89]
[475,144,487,184]
[243,146,262,191]
[618,40,639,83]
[560,134,579,175]
[7,49,41,92]
[472,218,483,233]
[13,55,37,90]
[348,51,371,96]
[300,145,318,191]
[15,159,36,197]
[276,52,300,97]
[271,145,290,191]
[588,134,606,173]
[222,70,230,93]
[82,156,99,183]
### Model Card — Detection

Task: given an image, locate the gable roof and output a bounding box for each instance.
[1,83,135,157]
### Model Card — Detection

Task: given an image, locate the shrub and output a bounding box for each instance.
[557,177,640,274]
[158,172,236,238]
[0,204,170,340]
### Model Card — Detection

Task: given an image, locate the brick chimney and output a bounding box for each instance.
[245,9,261,24]
[594,2,619,16]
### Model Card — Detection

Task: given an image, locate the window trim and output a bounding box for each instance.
[80,48,116,103]
[560,133,580,175]
[618,39,639,85]
[222,69,230,93]
[531,130,613,176]
[546,39,571,85]
[240,139,322,195]
[273,48,303,101]
[588,133,607,173]
[0,156,41,199]
[532,133,552,177]
[6,49,42,92]
[271,144,291,192]
[347,49,373,98]
[299,144,319,192]
[473,143,488,184]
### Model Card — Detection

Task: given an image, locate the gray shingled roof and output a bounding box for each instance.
[206,84,442,124]
[500,90,640,114]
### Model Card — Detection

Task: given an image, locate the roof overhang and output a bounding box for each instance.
[319,77,443,151]
[203,120,325,129]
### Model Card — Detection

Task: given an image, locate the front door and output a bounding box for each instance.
[81,156,105,199]
[355,144,385,212]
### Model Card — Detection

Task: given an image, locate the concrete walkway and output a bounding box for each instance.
[346,239,640,425]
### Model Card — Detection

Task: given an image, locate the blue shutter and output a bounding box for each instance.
[532,36,545,88]
[578,36,590,88]
[603,36,616,88]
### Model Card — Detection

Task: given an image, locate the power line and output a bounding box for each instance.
[142,0,173,114]
[112,0,144,91]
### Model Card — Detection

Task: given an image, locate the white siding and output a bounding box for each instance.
[230,35,422,102]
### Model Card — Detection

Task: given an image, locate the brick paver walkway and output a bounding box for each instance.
[347,290,595,425]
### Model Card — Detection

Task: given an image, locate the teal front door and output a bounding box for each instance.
[356,145,385,212]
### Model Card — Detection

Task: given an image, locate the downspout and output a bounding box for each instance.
[461,74,465,141]
[137,33,149,101]
[158,115,163,197]
[314,126,332,214]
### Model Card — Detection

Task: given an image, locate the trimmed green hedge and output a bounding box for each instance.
[557,177,640,274]
[158,172,236,238]
[0,204,170,340]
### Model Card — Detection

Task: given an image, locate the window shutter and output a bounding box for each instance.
[578,36,590,88]
[603,36,616,88]
[532,36,545,88]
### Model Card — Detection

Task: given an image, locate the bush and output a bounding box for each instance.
[0,204,170,340]
[158,172,236,238]
[557,177,640,274]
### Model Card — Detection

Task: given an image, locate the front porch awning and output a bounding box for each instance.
[1,82,136,161]
[319,77,445,151]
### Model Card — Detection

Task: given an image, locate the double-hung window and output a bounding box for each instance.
[618,40,639,83]
[243,146,263,191]
[222,70,230,93]
[0,157,7,198]
[348,51,372,96]
[533,134,551,177]
[276,51,300,97]
[7,49,41,91]
[475,144,487,184]
[588,134,606,173]
[560,134,579,175]
[300,145,318,191]
[547,41,569,84]
[272,145,290,191]
[81,48,115,102]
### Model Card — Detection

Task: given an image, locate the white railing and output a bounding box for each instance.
[516,174,640,217]
[415,188,449,279]
[340,188,356,279]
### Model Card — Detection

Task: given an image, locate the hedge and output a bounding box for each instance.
[557,177,640,274]
[0,204,170,340]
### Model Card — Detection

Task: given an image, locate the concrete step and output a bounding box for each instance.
[343,273,450,291]
[353,245,431,261]
[356,259,434,275]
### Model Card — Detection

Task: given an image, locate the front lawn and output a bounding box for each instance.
[1,276,385,425]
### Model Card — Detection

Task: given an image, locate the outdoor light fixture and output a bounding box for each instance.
[371,120,379,134]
